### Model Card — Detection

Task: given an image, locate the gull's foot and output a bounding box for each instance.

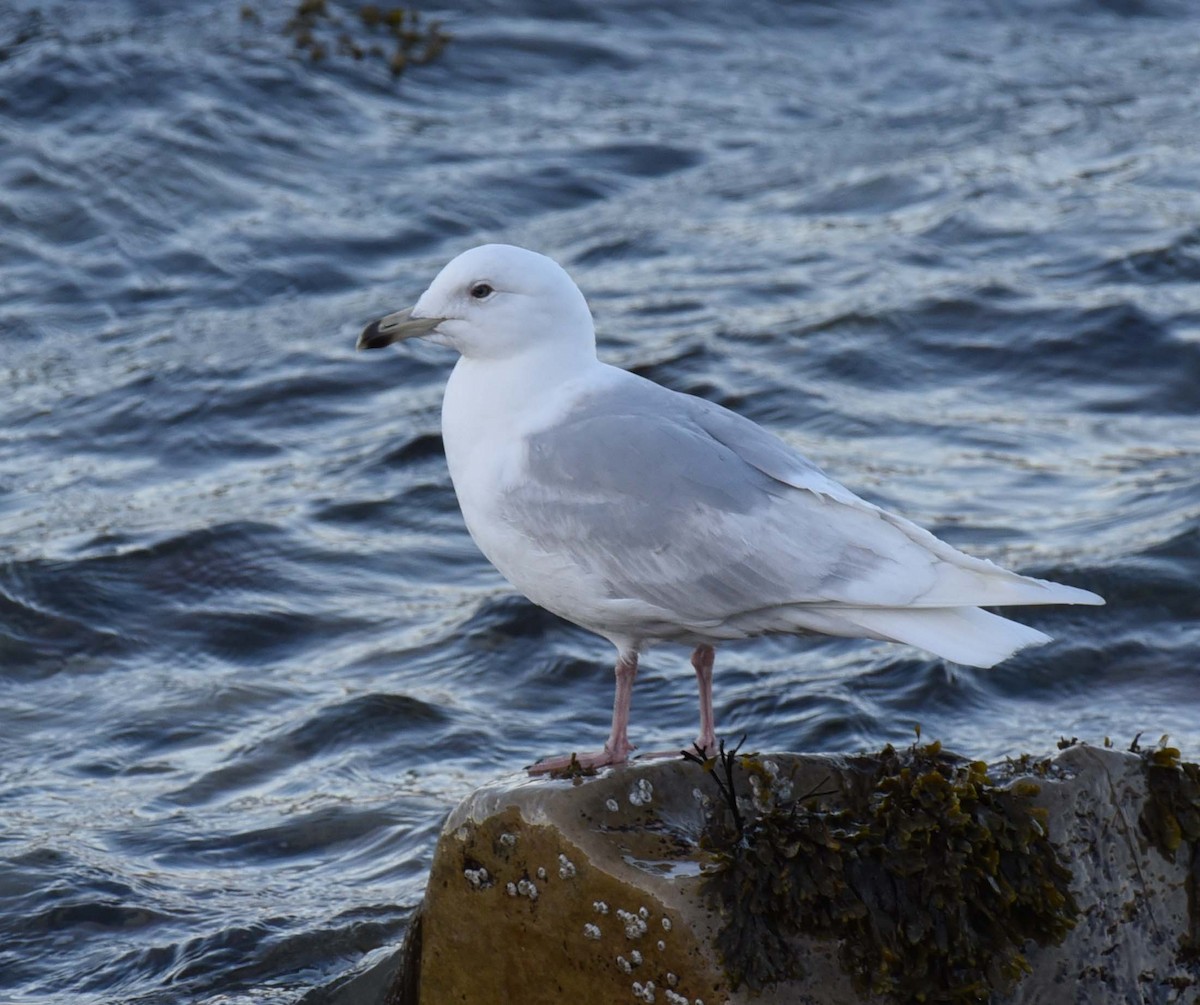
[527,743,633,777]
[632,737,717,762]
[635,747,694,761]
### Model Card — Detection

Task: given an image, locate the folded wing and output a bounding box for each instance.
[502,372,1102,666]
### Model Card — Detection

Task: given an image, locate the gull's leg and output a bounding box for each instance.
[691,643,716,755]
[528,650,639,775]
[634,644,718,761]
[603,650,639,760]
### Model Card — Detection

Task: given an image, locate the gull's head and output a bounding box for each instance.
[358,244,596,362]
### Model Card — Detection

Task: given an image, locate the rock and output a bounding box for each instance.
[391,743,1199,1005]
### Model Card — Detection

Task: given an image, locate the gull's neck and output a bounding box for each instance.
[446,341,602,426]
[441,341,608,499]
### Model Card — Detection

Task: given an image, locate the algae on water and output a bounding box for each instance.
[241,1,450,77]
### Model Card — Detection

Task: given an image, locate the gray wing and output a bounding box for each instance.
[501,373,1098,628]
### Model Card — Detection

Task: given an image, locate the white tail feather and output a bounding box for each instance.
[839,606,1052,668]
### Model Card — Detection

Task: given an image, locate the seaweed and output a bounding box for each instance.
[1132,735,1200,961]
[682,736,752,838]
[546,751,600,782]
[242,1,450,77]
[690,739,1080,1001]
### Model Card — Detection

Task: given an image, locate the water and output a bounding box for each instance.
[2,0,1198,1000]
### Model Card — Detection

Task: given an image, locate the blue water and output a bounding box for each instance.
[2,0,1199,1001]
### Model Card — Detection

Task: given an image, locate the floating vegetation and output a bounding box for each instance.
[1131,734,1200,961]
[241,1,450,77]
[689,738,1080,1001]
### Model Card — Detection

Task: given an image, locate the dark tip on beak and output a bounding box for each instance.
[357,319,392,351]
[356,307,445,351]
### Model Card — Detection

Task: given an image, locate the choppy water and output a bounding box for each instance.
[2,0,1199,1001]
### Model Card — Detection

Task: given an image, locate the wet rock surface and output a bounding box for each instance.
[393,744,1199,1005]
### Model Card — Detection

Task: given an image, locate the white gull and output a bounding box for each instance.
[358,244,1104,773]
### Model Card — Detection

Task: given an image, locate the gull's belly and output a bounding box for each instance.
[473,514,618,631]
[449,446,688,651]
[451,452,604,613]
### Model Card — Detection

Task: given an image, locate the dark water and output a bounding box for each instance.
[3,0,1199,1000]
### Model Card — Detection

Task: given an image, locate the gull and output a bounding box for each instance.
[357,244,1104,773]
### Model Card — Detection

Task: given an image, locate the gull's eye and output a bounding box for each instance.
[469,282,494,300]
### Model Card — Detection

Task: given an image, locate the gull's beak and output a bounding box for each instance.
[357,307,445,350]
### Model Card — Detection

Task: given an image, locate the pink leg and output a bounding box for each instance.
[528,650,639,775]
[691,644,716,755]
[636,644,719,762]
[604,650,639,760]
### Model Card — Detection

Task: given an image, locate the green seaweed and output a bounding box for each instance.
[691,740,1080,1001]
[1003,751,1054,778]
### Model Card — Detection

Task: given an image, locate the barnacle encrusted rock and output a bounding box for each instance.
[395,743,1200,1005]
[404,764,730,1005]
